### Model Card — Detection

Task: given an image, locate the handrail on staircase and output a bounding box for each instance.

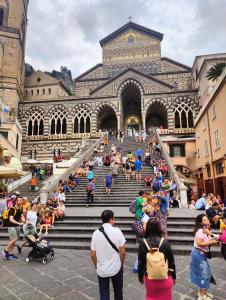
[7,172,32,192]
[155,129,188,208]
[40,135,105,204]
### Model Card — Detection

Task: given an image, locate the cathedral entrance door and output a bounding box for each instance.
[126,115,139,136]
[121,82,142,135]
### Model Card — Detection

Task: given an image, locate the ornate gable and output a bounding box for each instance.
[91,69,173,97]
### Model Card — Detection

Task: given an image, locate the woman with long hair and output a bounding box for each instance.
[138,219,176,300]
[190,214,218,300]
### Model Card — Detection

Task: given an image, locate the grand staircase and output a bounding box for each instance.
[0,137,220,256]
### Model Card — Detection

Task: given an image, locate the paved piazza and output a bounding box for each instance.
[0,249,225,300]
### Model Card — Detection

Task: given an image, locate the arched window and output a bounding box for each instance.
[27,112,44,136]
[50,107,67,135]
[173,101,194,129]
[73,107,91,134]
[74,118,79,133]
[0,9,4,26]
[86,117,91,133]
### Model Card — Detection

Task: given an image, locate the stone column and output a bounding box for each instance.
[91,112,97,136]
[66,112,73,138]
[167,108,174,133]
[43,115,50,139]
[142,111,146,133]
[116,113,121,132]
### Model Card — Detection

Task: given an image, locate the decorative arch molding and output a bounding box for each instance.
[47,104,69,116]
[117,78,145,97]
[25,106,46,117]
[95,102,118,115]
[144,98,169,112]
[72,103,93,114]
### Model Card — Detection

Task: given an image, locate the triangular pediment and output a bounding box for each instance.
[100,22,163,47]
[91,68,173,97]
[25,70,59,87]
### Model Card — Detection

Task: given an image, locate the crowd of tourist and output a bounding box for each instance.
[1,131,226,300]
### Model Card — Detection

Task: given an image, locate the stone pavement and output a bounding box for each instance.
[0,249,226,300]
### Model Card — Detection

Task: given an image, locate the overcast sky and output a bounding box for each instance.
[25,0,226,78]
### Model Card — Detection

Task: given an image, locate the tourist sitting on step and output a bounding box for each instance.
[54,200,65,221]
[103,136,109,146]
[206,202,223,229]
[88,159,95,171]
[76,166,83,177]
[169,191,180,208]
[38,209,54,235]
[104,153,111,167]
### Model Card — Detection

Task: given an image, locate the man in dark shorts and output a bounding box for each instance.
[2,197,24,260]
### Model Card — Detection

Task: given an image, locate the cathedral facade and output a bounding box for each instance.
[18,22,199,160]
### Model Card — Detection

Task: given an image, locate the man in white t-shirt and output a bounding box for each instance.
[91,210,126,300]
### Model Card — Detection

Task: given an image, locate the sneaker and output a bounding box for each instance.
[17,245,22,254]
[132,268,138,273]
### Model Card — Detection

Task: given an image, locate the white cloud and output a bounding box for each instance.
[25,0,226,77]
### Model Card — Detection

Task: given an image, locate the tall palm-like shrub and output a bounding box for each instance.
[206,62,226,81]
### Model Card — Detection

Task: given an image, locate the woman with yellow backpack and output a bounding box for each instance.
[138,219,176,300]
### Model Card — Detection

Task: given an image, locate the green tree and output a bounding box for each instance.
[206,62,226,81]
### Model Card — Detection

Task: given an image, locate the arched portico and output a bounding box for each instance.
[145,102,168,133]
[120,80,143,134]
[97,104,117,132]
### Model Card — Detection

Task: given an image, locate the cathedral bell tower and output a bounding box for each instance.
[0,0,29,159]
[0,0,29,111]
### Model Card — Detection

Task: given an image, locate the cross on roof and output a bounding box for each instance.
[128,16,133,22]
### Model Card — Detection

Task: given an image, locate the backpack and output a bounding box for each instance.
[1,207,17,227]
[87,183,93,192]
[129,199,136,214]
[125,162,130,170]
[152,180,161,192]
[143,238,168,280]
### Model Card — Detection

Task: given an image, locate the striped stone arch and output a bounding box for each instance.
[117,78,145,97]
[71,103,93,114]
[145,98,169,130]
[144,97,169,112]
[95,102,118,115]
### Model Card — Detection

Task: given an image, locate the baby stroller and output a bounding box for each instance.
[24,223,54,264]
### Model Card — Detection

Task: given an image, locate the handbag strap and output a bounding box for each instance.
[99,226,119,253]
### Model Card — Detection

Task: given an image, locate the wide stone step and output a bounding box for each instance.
[0,239,219,256]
